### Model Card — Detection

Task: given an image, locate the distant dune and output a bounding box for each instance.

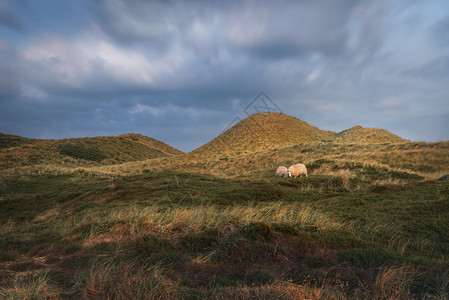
[332,125,407,144]
[0,133,183,169]
[189,112,409,159]
[190,112,335,158]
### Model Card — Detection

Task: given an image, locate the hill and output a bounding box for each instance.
[2,114,447,181]
[0,133,183,169]
[0,133,34,150]
[73,114,447,180]
[190,112,334,158]
[332,126,408,143]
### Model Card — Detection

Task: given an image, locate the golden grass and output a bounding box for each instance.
[0,219,14,235]
[374,264,417,299]
[104,140,448,180]
[0,272,61,300]
[218,280,348,300]
[333,125,407,144]
[82,263,178,299]
[190,112,334,158]
[78,263,353,300]
[3,139,447,185]
[52,202,352,250]
[34,208,60,222]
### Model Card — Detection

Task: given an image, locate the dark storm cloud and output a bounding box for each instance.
[94,0,357,59]
[0,0,23,31]
[15,0,363,102]
[0,41,21,99]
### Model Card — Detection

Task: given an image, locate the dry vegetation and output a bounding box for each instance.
[3,113,447,182]
[1,171,448,298]
[0,133,182,169]
[1,112,448,298]
[191,112,335,157]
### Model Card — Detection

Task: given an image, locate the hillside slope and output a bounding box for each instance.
[0,133,34,150]
[3,114,443,181]
[86,114,448,180]
[190,112,334,158]
[333,126,408,143]
[0,133,183,169]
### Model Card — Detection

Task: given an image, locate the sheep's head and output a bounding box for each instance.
[288,172,292,177]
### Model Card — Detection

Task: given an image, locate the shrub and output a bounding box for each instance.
[59,143,106,162]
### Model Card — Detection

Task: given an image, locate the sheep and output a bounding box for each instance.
[287,163,308,178]
[275,166,289,177]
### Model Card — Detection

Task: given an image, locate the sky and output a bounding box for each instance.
[0,0,448,152]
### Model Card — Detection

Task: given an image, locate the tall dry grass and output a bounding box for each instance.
[374,264,417,299]
[215,280,349,300]
[81,262,178,299]
[60,202,350,243]
[0,272,59,299]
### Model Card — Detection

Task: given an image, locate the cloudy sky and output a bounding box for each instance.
[1,0,448,151]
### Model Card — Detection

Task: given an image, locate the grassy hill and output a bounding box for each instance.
[190,112,334,158]
[2,113,447,181]
[1,114,448,298]
[333,125,408,143]
[0,133,183,169]
[79,139,447,184]
[0,133,34,150]
[49,114,443,181]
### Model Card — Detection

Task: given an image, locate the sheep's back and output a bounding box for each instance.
[288,164,307,177]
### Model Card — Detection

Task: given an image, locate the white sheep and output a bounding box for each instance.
[275,166,289,177]
[288,163,308,178]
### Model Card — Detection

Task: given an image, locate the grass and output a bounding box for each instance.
[58,143,107,162]
[189,112,335,157]
[49,139,445,181]
[1,113,448,298]
[0,271,59,299]
[0,170,448,298]
[0,133,183,169]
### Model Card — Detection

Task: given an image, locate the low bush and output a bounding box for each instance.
[59,143,106,162]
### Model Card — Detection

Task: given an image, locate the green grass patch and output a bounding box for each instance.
[59,143,107,162]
